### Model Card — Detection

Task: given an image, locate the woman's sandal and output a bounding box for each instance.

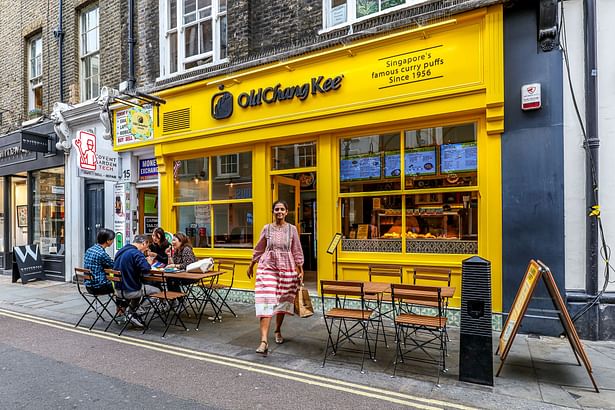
[274,331,284,345]
[256,340,268,354]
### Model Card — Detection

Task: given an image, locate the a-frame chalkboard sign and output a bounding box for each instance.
[496,259,599,393]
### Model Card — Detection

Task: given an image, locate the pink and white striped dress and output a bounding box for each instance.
[252,223,304,317]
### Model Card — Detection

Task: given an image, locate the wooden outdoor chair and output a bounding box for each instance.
[367,264,404,345]
[103,269,149,336]
[143,271,188,338]
[391,284,448,386]
[74,267,115,330]
[412,266,452,341]
[320,280,381,373]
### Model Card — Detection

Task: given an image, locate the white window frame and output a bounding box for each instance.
[80,4,100,102]
[28,35,43,111]
[216,154,239,178]
[321,0,430,31]
[159,0,228,79]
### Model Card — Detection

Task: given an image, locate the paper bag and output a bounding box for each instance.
[186,257,214,273]
[294,285,314,318]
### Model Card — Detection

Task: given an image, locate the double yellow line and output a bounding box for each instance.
[0,308,474,409]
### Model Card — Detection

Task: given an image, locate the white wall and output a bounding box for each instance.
[563,0,615,292]
[596,0,615,292]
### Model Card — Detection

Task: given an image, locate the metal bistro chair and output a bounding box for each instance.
[209,260,237,322]
[366,264,404,346]
[320,280,380,373]
[104,269,148,336]
[412,266,452,342]
[143,271,188,338]
[74,268,116,330]
[391,284,448,386]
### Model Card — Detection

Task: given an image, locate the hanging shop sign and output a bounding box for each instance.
[74,130,119,180]
[20,131,50,153]
[115,104,154,146]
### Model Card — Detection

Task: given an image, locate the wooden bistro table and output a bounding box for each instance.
[146,269,225,330]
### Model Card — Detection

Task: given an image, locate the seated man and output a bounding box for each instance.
[113,234,159,326]
[83,228,116,295]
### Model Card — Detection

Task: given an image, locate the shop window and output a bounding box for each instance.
[80,4,100,101]
[272,142,317,170]
[323,0,427,29]
[212,203,253,248]
[173,157,210,202]
[340,133,400,193]
[32,168,65,255]
[160,0,228,78]
[212,152,252,200]
[28,34,43,111]
[174,151,252,248]
[405,124,477,190]
[339,123,478,254]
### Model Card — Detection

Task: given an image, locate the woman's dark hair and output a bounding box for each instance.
[174,232,192,249]
[153,227,170,248]
[272,200,289,212]
[96,229,116,244]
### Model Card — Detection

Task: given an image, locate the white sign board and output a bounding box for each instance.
[115,104,154,146]
[74,130,119,181]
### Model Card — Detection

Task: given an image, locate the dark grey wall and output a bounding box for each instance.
[502,3,565,335]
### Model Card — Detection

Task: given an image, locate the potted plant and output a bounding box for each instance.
[28,108,43,119]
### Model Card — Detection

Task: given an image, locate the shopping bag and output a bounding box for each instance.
[186,257,214,273]
[294,285,314,318]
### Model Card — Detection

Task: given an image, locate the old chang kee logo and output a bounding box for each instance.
[211,75,343,120]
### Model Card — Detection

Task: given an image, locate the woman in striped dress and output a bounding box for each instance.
[247,200,304,354]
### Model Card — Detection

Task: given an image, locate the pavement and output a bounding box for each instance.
[0,275,614,409]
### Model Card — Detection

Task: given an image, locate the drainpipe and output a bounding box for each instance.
[54,0,65,102]
[584,0,599,340]
[127,0,136,91]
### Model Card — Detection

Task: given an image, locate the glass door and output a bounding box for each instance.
[272,175,300,231]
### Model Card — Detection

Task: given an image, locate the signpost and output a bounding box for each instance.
[326,233,343,280]
[496,259,599,393]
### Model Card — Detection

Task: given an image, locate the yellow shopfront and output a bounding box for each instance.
[114,7,504,312]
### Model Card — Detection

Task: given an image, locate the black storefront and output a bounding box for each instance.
[0,121,65,281]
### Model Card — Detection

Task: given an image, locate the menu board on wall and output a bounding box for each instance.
[340,153,382,181]
[441,142,477,173]
[382,147,438,177]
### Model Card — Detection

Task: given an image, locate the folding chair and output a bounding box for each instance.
[391,284,448,386]
[74,268,115,330]
[320,280,380,373]
[366,264,404,346]
[209,260,237,322]
[412,266,452,341]
[143,271,188,338]
[103,269,148,336]
[412,267,451,286]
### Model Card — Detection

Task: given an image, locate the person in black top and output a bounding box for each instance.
[147,227,171,266]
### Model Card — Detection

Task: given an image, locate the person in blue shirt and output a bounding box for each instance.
[83,229,116,295]
[113,234,159,313]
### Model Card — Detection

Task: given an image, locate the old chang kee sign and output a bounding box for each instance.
[212,75,343,119]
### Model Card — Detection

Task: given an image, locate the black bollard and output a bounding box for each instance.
[459,256,493,386]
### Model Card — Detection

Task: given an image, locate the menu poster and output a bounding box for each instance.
[340,153,382,181]
[406,147,437,176]
[441,142,477,174]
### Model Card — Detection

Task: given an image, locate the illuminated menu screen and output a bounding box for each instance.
[384,148,436,178]
[340,154,382,181]
[440,142,477,173]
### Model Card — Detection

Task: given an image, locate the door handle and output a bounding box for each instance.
[95,223,101,228]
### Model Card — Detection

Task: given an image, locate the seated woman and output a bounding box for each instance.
[148,227,171,266]
[166,232,198,292]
